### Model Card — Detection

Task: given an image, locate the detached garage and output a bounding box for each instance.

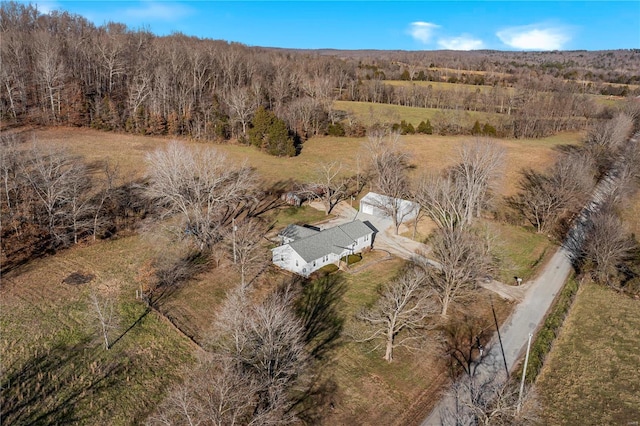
[359,192,420,223]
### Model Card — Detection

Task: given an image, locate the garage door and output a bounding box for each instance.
[361,202,374,215]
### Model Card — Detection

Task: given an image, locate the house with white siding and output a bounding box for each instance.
[272,220,375,277]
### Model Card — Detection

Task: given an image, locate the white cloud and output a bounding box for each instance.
[438,35,484,50]
[31,1,60,15]
[124,1,192,21]
[408,22,440,44]
[497,24,571,50]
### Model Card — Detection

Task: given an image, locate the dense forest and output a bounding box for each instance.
[2,1,640,145]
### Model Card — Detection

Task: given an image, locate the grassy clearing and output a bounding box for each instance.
[384,80,506,95]
[0,236,195,425]
[26,127,578,198]
[536,281,640,425]
[481,220,555,283]
[265,205,331,230]
[333,100,502,128]
[321,255,514,425]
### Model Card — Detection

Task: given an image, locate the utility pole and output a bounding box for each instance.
[232,217,237,264]
[517,332,533,414]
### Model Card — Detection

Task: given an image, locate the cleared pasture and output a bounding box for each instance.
[536,282,640,425]
[384,79,508,95]
[333,100,503,128]
[26,126,580,199]
[3,125,578,425]
[0,236,195,425]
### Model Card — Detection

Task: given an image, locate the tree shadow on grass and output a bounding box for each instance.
[296,274,347,361]
[1,337,127,425]
[109,307,151,349]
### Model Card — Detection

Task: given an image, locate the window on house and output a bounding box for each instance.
[296,260,298,267]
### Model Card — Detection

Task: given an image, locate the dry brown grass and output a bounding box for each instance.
[320,257,513,425]
[25,127,579,198]
[536,281,640,425]
[0,236,195,425]
[4,125,572,424]
[621,189,640,237]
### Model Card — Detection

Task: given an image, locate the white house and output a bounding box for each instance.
[272,220,375,277]
[359,192,420,223]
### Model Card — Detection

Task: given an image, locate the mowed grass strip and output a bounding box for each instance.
[0,236,195,425]
[536,282,640,425]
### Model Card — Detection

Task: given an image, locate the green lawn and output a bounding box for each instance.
[536,282,640,425]
[481,220,556,283]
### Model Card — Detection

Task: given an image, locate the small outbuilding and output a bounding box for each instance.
[359,192,420,223]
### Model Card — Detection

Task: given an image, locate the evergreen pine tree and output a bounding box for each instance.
[471,120,482,135]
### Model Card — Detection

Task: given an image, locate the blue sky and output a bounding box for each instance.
[25,1,640,50]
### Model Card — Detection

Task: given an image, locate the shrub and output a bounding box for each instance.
[417,120,433,134]
[327,122,346,137]
[482,123,497,136]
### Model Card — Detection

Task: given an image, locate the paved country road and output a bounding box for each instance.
[421,130,640,425]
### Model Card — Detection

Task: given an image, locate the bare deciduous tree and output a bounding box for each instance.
[441,375,539,426]
[145,142,257,249]
[223,218,268,288]
[356,266,437,362]
[584,113,634,178]
[209,285,309,423]
[509,152,595,234]
[149,355,261,426]
[582,205,637,287]
[23,142,88,244]
[89,288,118,350]
[300,161,352,215]
[223,85,258,137]
[415,172,466,231]
[418,227,493,317]
[451,139,505,224]
[365,130,412,234]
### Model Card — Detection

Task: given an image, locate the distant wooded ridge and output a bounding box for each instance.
[2,1,639,144]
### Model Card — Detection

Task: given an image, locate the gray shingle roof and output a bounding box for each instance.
[279,224,320,241]
[288,220,374,263]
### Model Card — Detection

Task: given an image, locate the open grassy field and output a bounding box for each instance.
[384,80,508,95]
[333,100,503,128]
[317,255,513,425]
[0,236,196,425]
[381,80,628,108]
[536,281,640,425]
[26,126,579,197]
[4,125,575,424]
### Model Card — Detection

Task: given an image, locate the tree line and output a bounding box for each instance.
[3,1,638,145]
